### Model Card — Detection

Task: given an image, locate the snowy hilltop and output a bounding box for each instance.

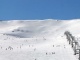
[0,19,80,60]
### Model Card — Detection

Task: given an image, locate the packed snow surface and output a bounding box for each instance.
[0,19,80,60]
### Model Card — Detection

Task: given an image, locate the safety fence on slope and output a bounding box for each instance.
[64,31,80,60]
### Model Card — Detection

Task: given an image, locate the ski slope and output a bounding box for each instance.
[0,19,79,60]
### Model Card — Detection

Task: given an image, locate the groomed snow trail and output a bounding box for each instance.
[0,34,78,60]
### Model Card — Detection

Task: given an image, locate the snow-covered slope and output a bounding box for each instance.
[0,20,70,38]
[0,19,80,60]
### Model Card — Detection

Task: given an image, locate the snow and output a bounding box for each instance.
[0,19,79,60]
